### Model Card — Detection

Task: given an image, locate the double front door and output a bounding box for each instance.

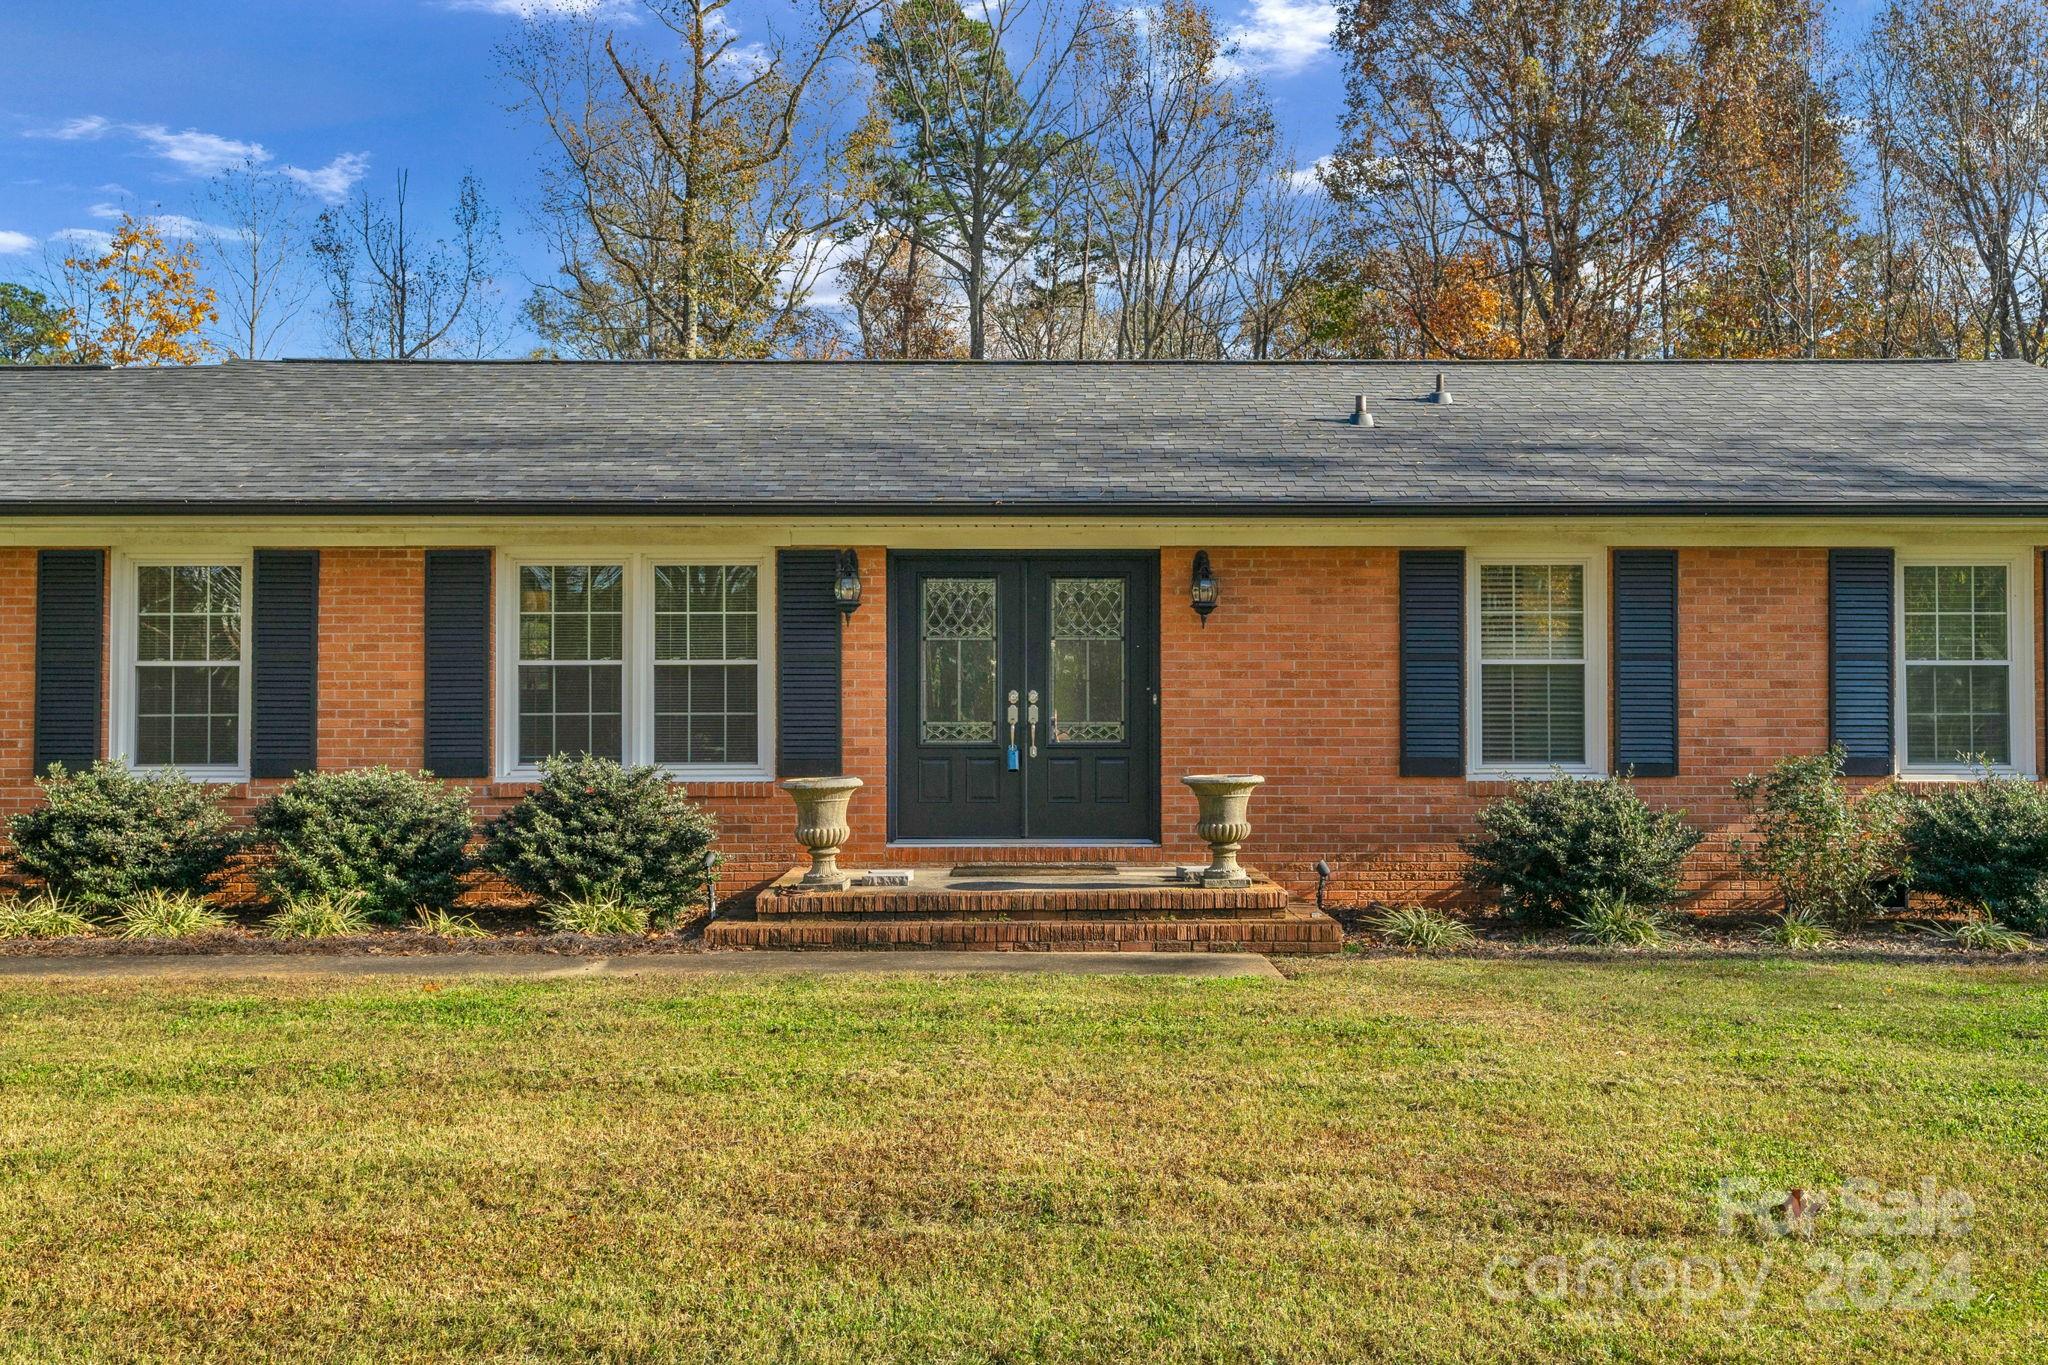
[892,554,1159,841]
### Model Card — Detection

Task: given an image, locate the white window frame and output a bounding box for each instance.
[495,552,776,783]
[1895,550,2036,779]
[1465,551,1609,781]
[107,552,255,783]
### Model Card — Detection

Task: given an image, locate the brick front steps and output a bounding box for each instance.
[704,906,1340,953]
[708,863,1340,954]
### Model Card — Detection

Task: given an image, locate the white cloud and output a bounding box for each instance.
[282,151,371,204]
[23,115,268,175]
[0,230,35,254]
[446,0,635,16]
[1286,156,1332,191]
[28,114,114,140]
[131,123,270,175]
[51,227,114,254]
[1223,0,1336,77]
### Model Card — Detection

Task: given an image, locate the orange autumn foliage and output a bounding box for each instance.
[62,217,218,366]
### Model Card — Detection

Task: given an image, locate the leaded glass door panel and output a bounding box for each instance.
[892,558,1025,838]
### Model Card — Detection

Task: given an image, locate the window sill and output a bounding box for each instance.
[1896,766,2033,784]
[1466,766,1607,783]
[127,765,249,786]
[497,765,774,785]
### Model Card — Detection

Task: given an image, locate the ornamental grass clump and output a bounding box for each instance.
[411,906,490,939]
[265,891,372,940]
[1366,903,1475,949]
[7,760,239,908]
[116,889,230,940]
[1462,774,1702,930]
[1927,914,2035,955]
[253,768,475,924]
[478,754,715,925]
[1733,747,1905,929]
[1900,765,2048,934]
[0,893,95,939]
[1567,892,1669,948]
[1761,908,1838,951]
[543,891,652,936]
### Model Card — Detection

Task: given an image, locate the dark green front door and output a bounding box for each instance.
[892,554,1158,841]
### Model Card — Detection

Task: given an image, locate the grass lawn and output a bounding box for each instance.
[0,957,2043,1363]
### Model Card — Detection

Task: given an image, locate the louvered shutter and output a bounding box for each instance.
[777,550,843,777]
[423,550,492,779]
[1613,550,1679,777]
[34,550,104,776]
[251,550,319,778]
[1829,549,1894,777]
[1400,550,1464,776]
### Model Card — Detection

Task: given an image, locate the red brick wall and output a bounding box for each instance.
[1,539,2039,914]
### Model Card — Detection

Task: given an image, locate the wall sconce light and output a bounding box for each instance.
[833,549,863,617]
[1190,550,1219,624]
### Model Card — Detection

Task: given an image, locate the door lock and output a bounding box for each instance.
[1026,689,1040,758]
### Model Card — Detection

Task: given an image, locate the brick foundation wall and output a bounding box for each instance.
[0,540,2039,915]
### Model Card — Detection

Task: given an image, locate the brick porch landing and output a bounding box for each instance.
[704,864,1341,954]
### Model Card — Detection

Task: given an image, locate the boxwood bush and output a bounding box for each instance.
[477,753,716,922]
[252,767,475,922]
[1901,768,2048,933]
[1462,774,1702,928]
[6,760,240,907]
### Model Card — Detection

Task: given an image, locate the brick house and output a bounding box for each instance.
[3,357,2044,913]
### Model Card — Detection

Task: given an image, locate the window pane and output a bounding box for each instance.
[1905,664,2009,766]
[1049,578,1126,743]
[1479,564,1584,661]
[519,564,623,672]
[517,662,622,764]
[134,565,241,769]
[1481,663,1586,766]
[648,565,763,766]
[1903,564,2010,768]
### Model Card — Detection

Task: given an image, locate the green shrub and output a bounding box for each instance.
[1567,892,1669,947]
[1461,774,1702,928]
[253,768,474,923]
[1366,903,1475,949]
[1927,914,2034,955]
[1761,908,1837,951]
[411,906,489,939]
[543,890,652,936]
[264,891,372,939]
[1900,768,2048,933]
[1733,748,1905,928]
[478,754,715,921]
[116,889,230,939]
[0,893,95,939]
[6,761,240,907]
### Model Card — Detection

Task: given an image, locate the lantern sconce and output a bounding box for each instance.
[1190,550,1219,624]
[833,549,863,617]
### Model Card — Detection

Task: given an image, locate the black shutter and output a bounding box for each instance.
[424,549,492,779]
[1830,548,1894,777]
[777,550,843,777]
[251,550,319,779]
[1399,549,1464,777]
[1613,549,1679,777]
[34,550,103,776]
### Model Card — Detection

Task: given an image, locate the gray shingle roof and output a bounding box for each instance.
[4,357,2047,515]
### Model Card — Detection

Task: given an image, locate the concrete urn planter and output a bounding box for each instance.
[781,776,864,890]
[1181,774,1265,887]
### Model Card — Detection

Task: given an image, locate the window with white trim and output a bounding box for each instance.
[1476,562,1589,769]
[1902,563,2011,768]
[652,564,760,765]
[131,563,245,770]
[500,555,773,777]
[516,563,625,764]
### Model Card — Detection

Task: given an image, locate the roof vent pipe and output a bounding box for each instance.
[1353,394,1374,427]
[1432,372,1453,404]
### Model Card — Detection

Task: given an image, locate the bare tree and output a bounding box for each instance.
[869,0,1109,357]
[505,0,879,359]
[1235,162,1336,358]
[1864,0,2048,362]
[201,159,311,359]
[312,170,503,360]
[1327,0,1718,358]
[1080,0,1275,358]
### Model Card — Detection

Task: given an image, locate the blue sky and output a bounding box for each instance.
[0,0,1876,355]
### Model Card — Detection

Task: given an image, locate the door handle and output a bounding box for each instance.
[1026,689,1040,757]
[1007,690,1019,751]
